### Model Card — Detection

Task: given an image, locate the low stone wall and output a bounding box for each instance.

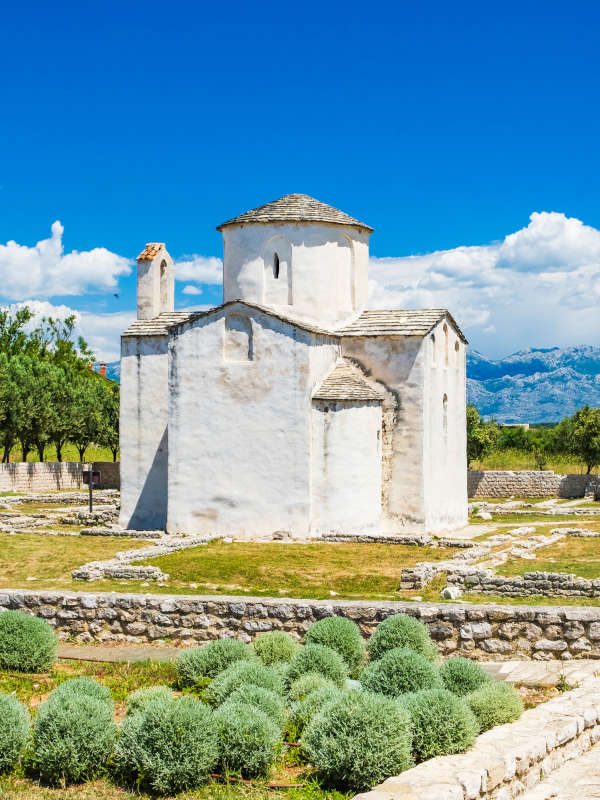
[354,676,600,800]
[0,461,120,492]
[468,469,600,499]
[2,590,600,660]
[449,568,600,603]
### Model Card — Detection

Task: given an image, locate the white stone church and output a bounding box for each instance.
[120,194,468,537]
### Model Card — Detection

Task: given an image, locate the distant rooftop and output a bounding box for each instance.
[216,194,373,232]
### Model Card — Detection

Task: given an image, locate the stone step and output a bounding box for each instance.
[520,740,600,799]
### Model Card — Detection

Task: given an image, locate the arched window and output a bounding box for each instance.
[454,340,460,366]
[273,252,280,279]
[443,324,449,368]
[431,334,436,365]
[224,314,253,362]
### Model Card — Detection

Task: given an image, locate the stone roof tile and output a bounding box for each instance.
[313,358,384,402]
[122,311,193,337]
[217,194,373,232]
[336,309,468,343]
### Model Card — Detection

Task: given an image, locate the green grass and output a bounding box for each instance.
[499,537,600,580]
[0,533,148,590]
[6,442,117,464]
[469,512,600,525]
[136,539,460,601]
[471,448,598,474]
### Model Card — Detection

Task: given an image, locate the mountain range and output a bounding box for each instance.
[103,344,600,424]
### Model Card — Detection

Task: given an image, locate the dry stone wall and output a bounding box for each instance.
[354,676,600,800]
[0,461,120,492]
[468,470,600,499]
[2,590,600,660]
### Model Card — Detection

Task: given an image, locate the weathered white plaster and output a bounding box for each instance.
[222,223,369,327]
[121,196,468,537]
[136,246,174,320]
[311,401,382,534]
[167,305,334,537]
[119,335,169,530]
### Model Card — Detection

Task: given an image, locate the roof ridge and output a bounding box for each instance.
[216,194,373,232]
[313,357,384,402]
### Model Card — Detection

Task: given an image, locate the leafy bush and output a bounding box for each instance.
[398,689,479,761]
[286,644,348,688]
[288,672,337,701]
[205,661,284,706]
[0,610,57,672]
[466,682,524,732]
[289,686,343,735]
[32,694,116,785]
[51,677,113,708]
[224,685,285,726]
[214,702,282,778]
[305,617,365,678]
[252,631,298,666]
[0,693,30,774]
[114,695,219,795]
[367,613,437,663]
[302,691,414,791]
[440,657,492,696]
[361,647,442,697]
[125,685,173,716]
[174,639,256,686]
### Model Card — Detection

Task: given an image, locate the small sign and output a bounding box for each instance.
[83,470,101,487]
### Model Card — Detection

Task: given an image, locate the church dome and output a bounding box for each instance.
[217,193,373,233]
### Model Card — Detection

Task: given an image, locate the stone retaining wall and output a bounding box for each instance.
[468,470,600,499]
[2,590,600,660]
[354,676,600,800]
[0,461,120,492]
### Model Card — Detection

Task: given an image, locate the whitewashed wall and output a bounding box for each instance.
[423,319,468,531]
[340,336,426,529]
[222,223,370,328]
[310,401,382,534]
[119,335,169,530]
[167,304,338,537]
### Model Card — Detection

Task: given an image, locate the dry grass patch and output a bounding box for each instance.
[499,536,600,580]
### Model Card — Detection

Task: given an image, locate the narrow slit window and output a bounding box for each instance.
[273,252,280,279]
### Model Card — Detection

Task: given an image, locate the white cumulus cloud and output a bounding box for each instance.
[369,211,600,357]
[175,255,222,284]
[0,222,132,300]
[181,285,203,295]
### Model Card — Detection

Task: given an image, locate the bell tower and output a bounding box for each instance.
[136,243,174,320]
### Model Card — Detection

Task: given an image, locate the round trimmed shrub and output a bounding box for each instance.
[214,701,282,778]
[305,617,365,678]
[398,689,479,761]
[51,677,113,708]
[0,693,30,774]
[466,681,524,732]
[204,661,284,706]
[286,644,348,688]
[440,657,492,696]
[0,610,57,672]
[367,613,437,663]
[288,671,337,701]
[224,685,285,726]
[302,691,414,791]
[175,639,256,685]
[289,686,343,735]
[126,685,173,716]
[32,694,116,785]
[252,631,298,666]
[114,694,219,795]
[360,647,442,697]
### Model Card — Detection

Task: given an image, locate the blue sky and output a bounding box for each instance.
[1,0,599,360]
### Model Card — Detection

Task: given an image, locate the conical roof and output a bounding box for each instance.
[216,194,373,232]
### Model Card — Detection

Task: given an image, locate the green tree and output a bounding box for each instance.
[97,382,120,462]
[69,375,106,461]
[466,405,499,467]
[570,406,600,474]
